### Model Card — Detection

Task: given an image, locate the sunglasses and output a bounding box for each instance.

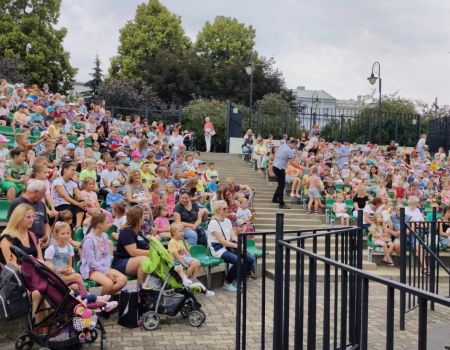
[221,207,228,210]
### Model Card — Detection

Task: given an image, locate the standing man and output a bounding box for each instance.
[272,139,298,209]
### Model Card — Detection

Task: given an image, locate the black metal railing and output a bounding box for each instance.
[235,212,450,350]
[398,207,450,329]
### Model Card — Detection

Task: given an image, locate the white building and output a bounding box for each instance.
[291,86,364,128]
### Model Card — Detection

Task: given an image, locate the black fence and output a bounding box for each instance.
[427,115,450,152]
[235,212,450,350]
[107,106,182,125]
[243,107,429,146]
[399,208,450,328]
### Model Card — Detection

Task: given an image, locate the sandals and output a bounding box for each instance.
[382,257,395,267]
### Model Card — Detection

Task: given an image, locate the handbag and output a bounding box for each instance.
[211,129,216,136]
[118,285,142,328]
[195,227,208,246]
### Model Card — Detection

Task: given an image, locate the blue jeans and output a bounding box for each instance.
[183,228,197,246]
[220,250,255,284]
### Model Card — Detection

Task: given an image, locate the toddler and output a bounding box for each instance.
[152,204,171,241]
[333,193,350,226]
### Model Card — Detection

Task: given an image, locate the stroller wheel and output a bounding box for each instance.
[15,333,33,350]
[101,337,107,350]
[180,303,193,318]
[89,329,98,343]
[142,311,160,331]
[197,309,206,324]
[187,310,203,327]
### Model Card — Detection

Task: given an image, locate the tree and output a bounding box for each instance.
[320,97,428,146]
[0,0,77,92]
[110,0,191,80]
[85,54,103,98]
[182,99,227,151]
[96,79,165,114]
[0,56,27,83]
[195,16,255,66]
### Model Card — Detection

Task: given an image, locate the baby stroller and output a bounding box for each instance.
[140,237,206,330]
[10,246,107,350]
[182,130,196,151]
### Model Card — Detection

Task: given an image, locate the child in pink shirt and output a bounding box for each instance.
[152,204,171,240]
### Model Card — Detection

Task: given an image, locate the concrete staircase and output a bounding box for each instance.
[200,153,384,280]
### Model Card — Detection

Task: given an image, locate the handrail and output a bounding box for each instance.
[278,239,450,306]
[282,227,357,242]
[405,222,450,276]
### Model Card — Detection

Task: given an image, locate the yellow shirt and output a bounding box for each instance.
[196,180,205,193]
[13,111,27,123]
[168,239,186,257]
[141,171,154,187]
[47,124,60,139]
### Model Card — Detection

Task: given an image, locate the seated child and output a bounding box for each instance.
[110,202,127,241]
[168,223,214,297]
[106,180,124,211]
[369,213,394,267]
[152,204,171,241]
[236,196,255,234]
[333,193,350,226]
[80,212,127,295]
[45,222,117,311]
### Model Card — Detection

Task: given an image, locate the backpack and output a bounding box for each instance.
[118,285,143,328]
[0,264,31,320]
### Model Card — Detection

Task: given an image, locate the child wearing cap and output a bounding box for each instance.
[106,180,124,211]
[129,150,141,170]
[140,160,155,188]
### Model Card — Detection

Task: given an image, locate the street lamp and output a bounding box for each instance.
[367,61,381,143]
[245,53,254,130]
[311,90,320,127]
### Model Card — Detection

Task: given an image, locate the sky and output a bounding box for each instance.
[59,0,450,105]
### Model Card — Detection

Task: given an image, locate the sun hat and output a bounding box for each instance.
[131,150,141,158]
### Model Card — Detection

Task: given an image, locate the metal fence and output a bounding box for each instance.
[235,212,450,350]
[107,106,182,125]
[427,115,450,152]
[244,108,429,146]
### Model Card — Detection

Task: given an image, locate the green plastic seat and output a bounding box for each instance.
[246,239,265,258]
[100,201,106,209]
[334,184,343,192]
[344,199,354,213]
[0,200,10,222]
[69,134,77,144]
[85,136,93,147]
[189,244,223,289]
[73,227,84,243]
[74,261,99,289]
[106,225,118,247]
[425,212,441,222]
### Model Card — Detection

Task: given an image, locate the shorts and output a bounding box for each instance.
[111,258,129,274]
[393,235,413,248]
[374,239,391,246]
[174,255,196,266]
[285,176,292,184]
[0,181,25,195]
[309,187,321,199]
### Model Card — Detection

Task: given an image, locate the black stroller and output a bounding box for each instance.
[10,246,107,350]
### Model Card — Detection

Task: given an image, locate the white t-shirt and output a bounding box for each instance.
[405,207,424,222]
[207,218,233,258]
[51,177,78,207]
[363,205,376,225]
[100,169,119,188]
[113,215,127,229]
[169,135,184,147]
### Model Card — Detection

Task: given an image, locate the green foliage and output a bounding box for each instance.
[110,0,191,80]
[195,16,255,66]
[320,97,428,146]
[96,79,165,111]
[84,54,103,98]
[0,0,77,92]
[182,99,227,151]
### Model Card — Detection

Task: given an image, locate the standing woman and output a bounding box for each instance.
[207,200,255,292]
[51,162,87,229]
[203,117,215,152]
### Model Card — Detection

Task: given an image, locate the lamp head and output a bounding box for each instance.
[367,73,377,85]
[245,66,252,75]
[313,98,320,108]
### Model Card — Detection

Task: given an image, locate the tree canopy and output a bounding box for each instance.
[0,0,77,92]
[84,54,103,98]
[195,16,255,66]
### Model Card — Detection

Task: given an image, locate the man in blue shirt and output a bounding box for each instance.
[272,139,298,209]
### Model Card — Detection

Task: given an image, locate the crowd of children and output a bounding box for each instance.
[0,81,256,306]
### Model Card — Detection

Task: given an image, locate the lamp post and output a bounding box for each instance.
[311,90,320,129]
[367,61,381,144]
[245,53,254,131]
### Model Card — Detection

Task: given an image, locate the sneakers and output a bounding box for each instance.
[183,279,193,288]
[205,290,215,298]
[223,283,237,293]
[104,301,118,313]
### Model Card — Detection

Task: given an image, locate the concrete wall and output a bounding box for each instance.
[228,137,282,154]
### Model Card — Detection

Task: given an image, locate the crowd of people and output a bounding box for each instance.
[244,127,450,268]
[0,79,257,322]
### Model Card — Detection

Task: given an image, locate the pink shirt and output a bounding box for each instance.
[204,121,214,133]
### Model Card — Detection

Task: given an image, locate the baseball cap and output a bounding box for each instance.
[66,143,76,150]
[116,151,127,158]
[118,158,130,166]
[111,180,121,187]
[18,104,26,109]
[234,219,246,226]
[131,150,141,158]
